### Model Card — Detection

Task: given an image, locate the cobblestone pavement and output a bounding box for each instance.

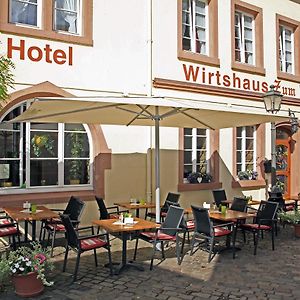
[1,225,300,300]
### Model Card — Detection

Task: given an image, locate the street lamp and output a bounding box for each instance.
[263,85,283,187]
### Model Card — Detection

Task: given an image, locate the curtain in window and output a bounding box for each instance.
[60,0,78,33]
[10,1,28,23]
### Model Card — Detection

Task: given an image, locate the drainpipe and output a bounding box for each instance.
[146,0,153,203]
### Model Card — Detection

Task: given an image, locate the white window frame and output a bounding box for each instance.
[0,101,93,192]
[279,24,294,74]
[184,128,210,177]
[53,0,82,35]
[234,10,255,65]
[236,126,257,174]
[9,0,42,28]
[182,0,209,55]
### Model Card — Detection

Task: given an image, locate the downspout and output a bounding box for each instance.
[146,0,153,203]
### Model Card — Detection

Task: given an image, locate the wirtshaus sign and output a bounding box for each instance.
[183,64,296,97]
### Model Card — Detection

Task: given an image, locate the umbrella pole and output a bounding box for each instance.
[155,107,161,223]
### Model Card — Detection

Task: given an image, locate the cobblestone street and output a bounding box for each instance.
[1,225,300,300]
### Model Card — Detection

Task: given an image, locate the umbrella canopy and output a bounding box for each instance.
[11,96,288,222]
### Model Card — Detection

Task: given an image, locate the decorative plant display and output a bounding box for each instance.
[69,132,84,181]
[31,134,55,157]
[276,145,288,170]
[0,242,54,296]
[278,211,300,238]
[0,55,15,102]
[187,172,212,183]
[237,170,258,180]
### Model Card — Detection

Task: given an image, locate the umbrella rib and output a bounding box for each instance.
[175,109,215,130]
[116,106,152,120]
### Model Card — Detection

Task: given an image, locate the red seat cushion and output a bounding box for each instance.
[141,231,176,241]
[0,219,12,226]
[0,226,18,237]
[214,227,231,237]
[109,214,119,219]
[285,205,295,211]
[186,220,195,230]
[46,223,65,231]
[241,223,271,230]
[80,237,107,250]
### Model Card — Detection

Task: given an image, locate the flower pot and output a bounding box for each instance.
[294,224,300,238]
[12,271,44,298]
[70,179,80,185]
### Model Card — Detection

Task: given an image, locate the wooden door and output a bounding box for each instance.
[276,129,291,198]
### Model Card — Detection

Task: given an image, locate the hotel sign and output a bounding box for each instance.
[6,38,73,66]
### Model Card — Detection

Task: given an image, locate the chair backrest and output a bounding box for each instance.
[231,197,248,212]
[60,214,78,248]
[95,196,109,219]
[161,192,180,213]
[268,193,285,211]
[256,201,279,224]
[64,196,85,222]
[212,189,227,207]
[191,205,213,237]
[161,205,184,236]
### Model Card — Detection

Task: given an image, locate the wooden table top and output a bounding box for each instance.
[93,217,159,233]
[221,199,261,206]
[209,210,254,221]
[2,206,58,221]
[114,202,157,210]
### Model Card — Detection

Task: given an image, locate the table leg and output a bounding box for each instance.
[136,208,140,218]
[24,221,28,243]
[31,220,36,241]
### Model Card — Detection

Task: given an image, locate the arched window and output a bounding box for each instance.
[0,102,91,188]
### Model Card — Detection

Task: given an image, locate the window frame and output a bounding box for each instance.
[232,124,266,188]
[276,14,300,83]
[0,101,93,191]
[0,0,93,46]
[178,0,220,67]
[231,0,265,75]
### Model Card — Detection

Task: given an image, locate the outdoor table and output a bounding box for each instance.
[283,197,299,211]
[2,206,58,242]
[221,199,261,206]
[93,217,159,274]
[114,202,157,218]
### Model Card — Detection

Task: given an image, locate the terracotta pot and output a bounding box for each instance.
[294,224,300,238]
[70,179,80,185]
[12,271,44,298]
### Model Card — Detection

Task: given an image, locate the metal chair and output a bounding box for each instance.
[212,189,227,208]
[146,192,180,221]
[95,196,128,220]
[0,212,20,250]
[134,205,185,270]
[230,197,248,212]
[60,214,113,282]
[41,196,85,256]
[240,201,279,255]
[190,205,234,262]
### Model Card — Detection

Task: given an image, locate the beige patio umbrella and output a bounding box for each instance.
[11,96,288,222]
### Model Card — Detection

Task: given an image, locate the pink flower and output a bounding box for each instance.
[34,253,46,264]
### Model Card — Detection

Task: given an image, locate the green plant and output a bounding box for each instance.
[31,134,55,157]
[237,170,258,180]
[0,242,54,287]
[0,55,15,102]
[278,211,300,225]
[69,133,83,180]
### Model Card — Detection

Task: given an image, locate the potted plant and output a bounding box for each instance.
[0,242,54,297]
[237,170,258,180]
[278,211,300,238]
[31,134,55,157]
[187,172,212,183]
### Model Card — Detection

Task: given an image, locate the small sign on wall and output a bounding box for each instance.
[0,164,10,179]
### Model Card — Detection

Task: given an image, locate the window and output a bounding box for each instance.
[182,0,208,55]
[231,0,264,75]
[277,14,300,82]
[234,11,254,65]
[183,128,210,179]
[279,25,294,74]
[236,126,256,175]
[0,103,91,188]
[9,0,39,27]
[54,0,80,35]
[0,0,92,46]
[178,0,219,66]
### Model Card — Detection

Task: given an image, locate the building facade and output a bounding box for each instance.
[0,0,300,222]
